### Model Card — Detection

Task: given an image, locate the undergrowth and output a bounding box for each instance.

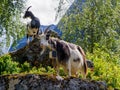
[0,50,120,89]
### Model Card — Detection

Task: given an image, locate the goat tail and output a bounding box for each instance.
[83,59,87,76]
[27,6,32,11]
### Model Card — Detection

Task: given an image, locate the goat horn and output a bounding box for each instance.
[44,25,51,34]
[27,6,32,11]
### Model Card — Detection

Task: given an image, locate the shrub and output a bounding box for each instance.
[0,54,21,75]
[86,48,120,89]
[20,61,31,72]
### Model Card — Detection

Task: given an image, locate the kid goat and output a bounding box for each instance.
[39,27,88,79]
[23,6,40,44]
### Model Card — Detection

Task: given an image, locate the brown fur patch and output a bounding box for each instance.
[48,38,70,63]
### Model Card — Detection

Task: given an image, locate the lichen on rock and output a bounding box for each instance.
[0,74,107,90]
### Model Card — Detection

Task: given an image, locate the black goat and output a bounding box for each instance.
[23,6,40,44]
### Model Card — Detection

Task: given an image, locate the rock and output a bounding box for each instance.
[9,31,58,67]
[0,74,107,90]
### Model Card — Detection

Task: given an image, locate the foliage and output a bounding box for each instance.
[0,54,56,75]
[86,48,120,89]
[0,51,120,89]
[0,0,27,55]
[0,54,20,75]
[20,62,32,72]
[56,0,120,89]
[58,0,120,53]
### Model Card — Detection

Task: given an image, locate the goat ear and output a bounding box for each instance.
[44,25,51,34]
[27,6,32,11]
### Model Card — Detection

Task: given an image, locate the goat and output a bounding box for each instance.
[49,51,94,71]
[39,26,88,80]
[23,6,40,44]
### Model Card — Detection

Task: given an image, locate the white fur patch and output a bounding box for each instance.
[68,46,84,75]
[39,34,49,46]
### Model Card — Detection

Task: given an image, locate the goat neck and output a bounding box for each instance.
[29,12,35,19]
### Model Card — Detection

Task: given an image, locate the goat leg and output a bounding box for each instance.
[27,34,30,44]
[67,60,71,77]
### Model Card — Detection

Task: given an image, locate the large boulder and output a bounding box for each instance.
[9,31,58,67]
[0,74,107,90]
